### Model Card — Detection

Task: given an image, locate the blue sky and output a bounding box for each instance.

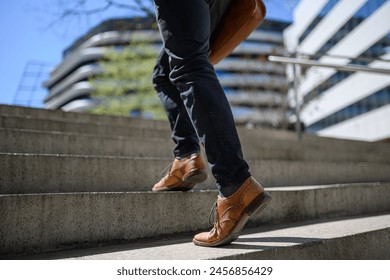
[0,0,299,107]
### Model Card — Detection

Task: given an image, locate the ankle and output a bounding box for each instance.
[175,150,200,160]
[218,177,250,198]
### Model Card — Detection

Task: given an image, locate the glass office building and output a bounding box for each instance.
[284,0,390,141]
[43,17,290,128]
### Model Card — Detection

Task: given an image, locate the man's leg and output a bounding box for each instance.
[152,49,208,192]
[153,49,200,158]
[154,0,250,194]
[153,0,271,247]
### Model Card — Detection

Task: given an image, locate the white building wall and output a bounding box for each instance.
[300,0,390,98]
[284,0,328,52]
[298,0,368,55]
[318,104,390,142]
[285,0,390,141]
[301,53,390,126]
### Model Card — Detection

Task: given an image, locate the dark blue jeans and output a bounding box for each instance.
[152,0,251,194]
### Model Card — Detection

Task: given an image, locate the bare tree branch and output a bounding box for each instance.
[55,0,154,17]
[34,0,154,35]
[107,0,155,18]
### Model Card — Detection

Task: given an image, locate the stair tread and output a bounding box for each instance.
[2,127,390,159]
[2,185,390,258]
[24,213,390,260]
[4,151,390,162]
[3,106,390,150]
[0,104,169,126]
[2,152,390,193]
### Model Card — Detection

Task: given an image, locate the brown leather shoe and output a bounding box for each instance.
[193,176,271,247]
[152,153,207,192]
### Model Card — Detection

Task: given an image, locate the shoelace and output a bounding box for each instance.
[208,202,218,226]
[160,162,173,177]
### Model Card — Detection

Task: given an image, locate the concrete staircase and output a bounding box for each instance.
[1,104,390,259]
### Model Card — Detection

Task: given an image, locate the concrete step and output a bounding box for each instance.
[3,104,388,155]
[0,115,171,139]
[0,104,170,130]
[0,128,174,158]
[26,214,390,260]
[3,104,390,147]
[3,106,390,161]
[239,129,390,163]
[0,105,390,155]
[1,183,389,258]
[2,152,390,194]
[2,127,390,163]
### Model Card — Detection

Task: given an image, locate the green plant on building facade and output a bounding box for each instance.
[89,41,166,119]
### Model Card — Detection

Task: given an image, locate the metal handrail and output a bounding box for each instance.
[268,54,390,140]
[268,56,390,75]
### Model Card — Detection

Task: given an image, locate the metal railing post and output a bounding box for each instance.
[292,58,302,141]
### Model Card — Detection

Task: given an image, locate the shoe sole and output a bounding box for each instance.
[182,169,208,184]
[193,191,272,247]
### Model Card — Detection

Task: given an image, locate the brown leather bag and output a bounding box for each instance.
[209,0,266,65]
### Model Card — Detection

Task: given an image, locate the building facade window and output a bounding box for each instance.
[307,86,390,132]
[298,0,339,44]
[302,32,390,104]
